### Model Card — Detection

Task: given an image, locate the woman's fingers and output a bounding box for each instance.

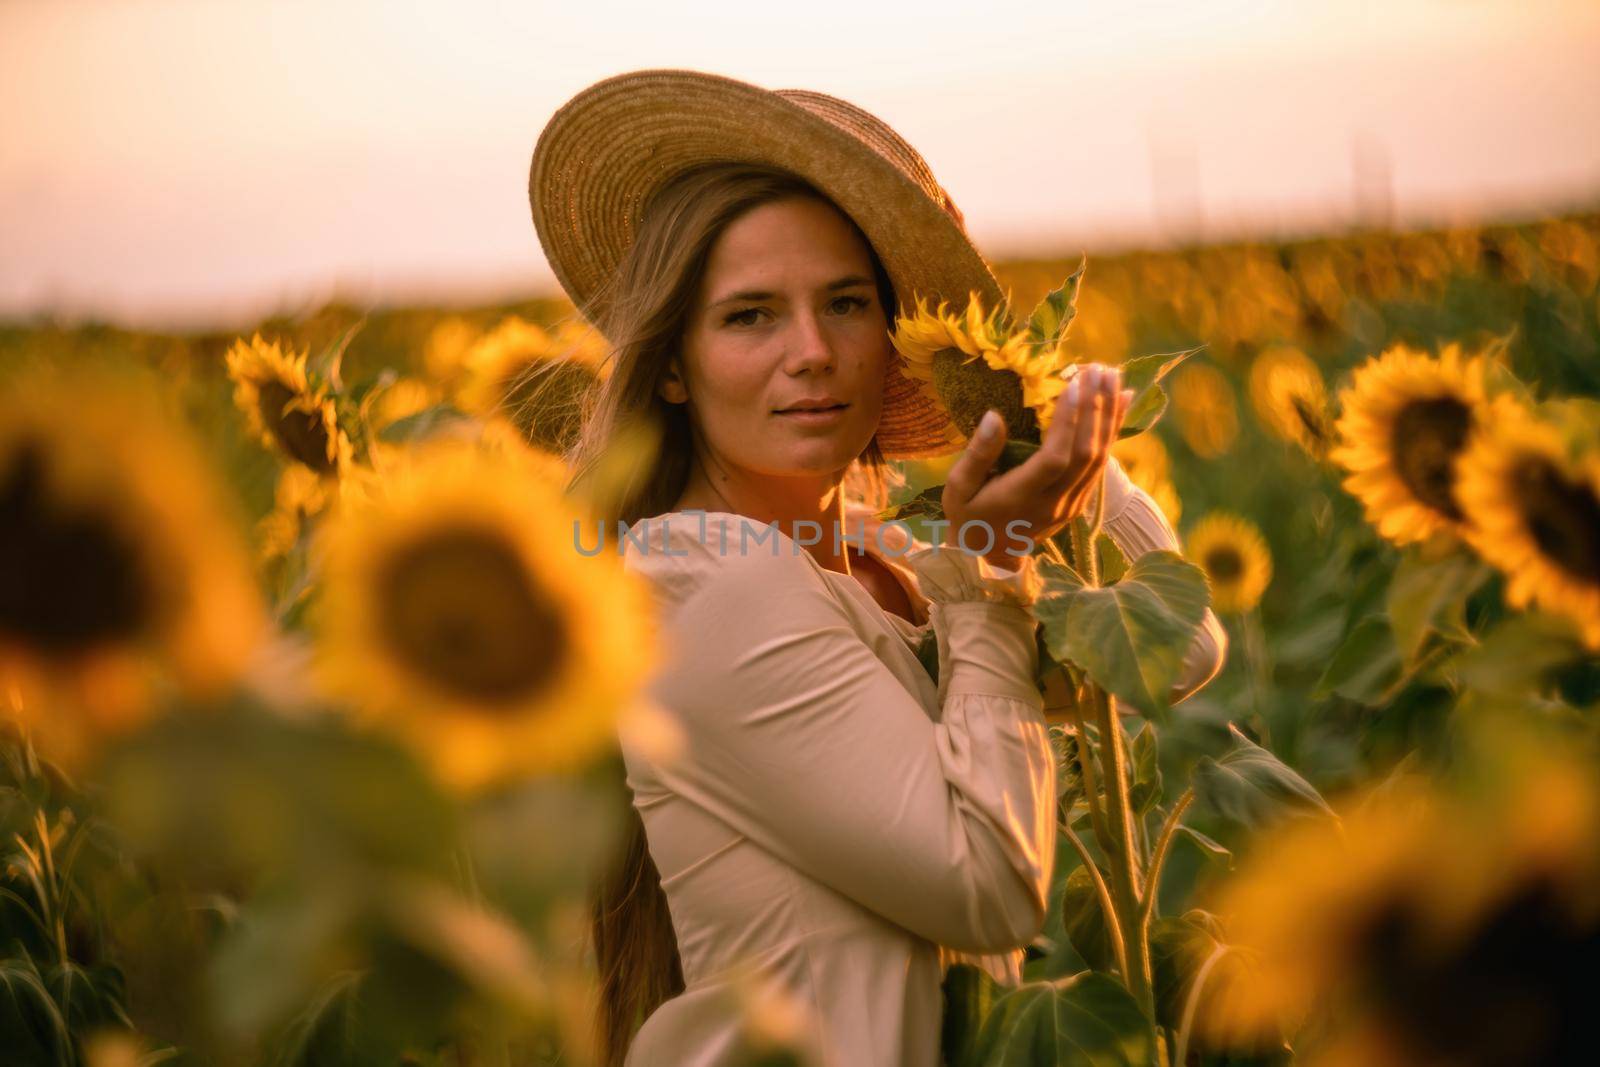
[1015,363,1100,497]
[942,408,1008,515]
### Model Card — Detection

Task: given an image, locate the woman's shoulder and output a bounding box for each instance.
[617,509,830,610]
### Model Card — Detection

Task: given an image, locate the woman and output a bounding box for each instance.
[529,70,1227,1067]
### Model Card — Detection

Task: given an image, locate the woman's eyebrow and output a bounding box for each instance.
[707,274,875,309]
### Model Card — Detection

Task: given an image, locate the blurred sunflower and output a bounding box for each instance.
[890,291,1069,442]
[1248,344,1333,459]
[256,464,332,564]
[1455,398,1600,649]
[1110,432,1181,525]
[1170,362,1239,458]
[366,376,442,434]
[1185,512,1272,613]
[1330,342,1492,546]
[313,440,654,792]
[456,316,608,454]
[226,333,353,476]
[423,314,482,388]
[1203,752,1600,1067]
[0,375,264,765]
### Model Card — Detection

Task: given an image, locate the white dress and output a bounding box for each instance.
[617,457,1227,1066]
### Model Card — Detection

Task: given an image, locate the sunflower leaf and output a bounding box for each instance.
[307,316,366,395]
[1129,721,1163,816]
[1033,550,1210,719]
[1175,825,1234,869]
[953,970,1158,1067]
[1025,255,1088,350]
[376,403,473,444]
[1386,548,1491,664]
[1117,345,1204,437]
[875,484,945,524]
[940,963,1004,1067]
[1314,615,1403,703]
[1193,724,1333,830]
[1096,532,1130,585]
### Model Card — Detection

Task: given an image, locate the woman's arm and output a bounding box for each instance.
[637,543,1055,956]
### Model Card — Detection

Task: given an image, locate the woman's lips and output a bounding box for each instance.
[774,403,849,426]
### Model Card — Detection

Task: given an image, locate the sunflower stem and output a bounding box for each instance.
[1059,814,1129,983]
[1139,790,1195,938]
[1070,702,1115,861]
[1094,685,1154,1020]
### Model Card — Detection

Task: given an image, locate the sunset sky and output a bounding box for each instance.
[3,0,1598,328]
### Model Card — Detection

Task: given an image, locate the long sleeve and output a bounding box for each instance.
[640,540,1056,957]
[1099,455,1229,704]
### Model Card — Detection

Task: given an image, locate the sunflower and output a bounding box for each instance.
[890,291,1066,443]
[1455,398,1600,649]
[312,440,654,792]
[225,333,353,476]
[1249,344,1333,458]
[0,375,264,765]
[256,463,332,564]
[1202,751,1600,1067]
[456,316,607,454]
[1111,432,1181,525]
[1185,512,1272,613]
[1170,362,1239,459]
[1329,342,1492,546]
[423,314,482,387]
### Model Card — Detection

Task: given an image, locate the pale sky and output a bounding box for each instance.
[3,0,1598,329]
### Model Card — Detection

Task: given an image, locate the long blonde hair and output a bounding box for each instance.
[563,162,904,1066]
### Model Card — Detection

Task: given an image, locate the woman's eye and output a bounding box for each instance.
[829,295,869,315]
[723,307,766,328]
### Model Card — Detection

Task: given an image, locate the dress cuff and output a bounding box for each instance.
[904,543,1044,609]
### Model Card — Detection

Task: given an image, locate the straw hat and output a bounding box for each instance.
[528,68,1005,459]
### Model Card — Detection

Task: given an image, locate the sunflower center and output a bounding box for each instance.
[375,527,568,707]
[1358,873,1594,1066]
[1204,546,1244,583]
[1390,397,1472,520]
[257,380,336,474]
[1510,458,1600,584]
[0,438,154,657]
[932,349,1038,446]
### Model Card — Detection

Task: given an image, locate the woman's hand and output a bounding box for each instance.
[941,362,1133,569]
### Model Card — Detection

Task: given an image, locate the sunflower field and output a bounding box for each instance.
[2,209,1597,1066]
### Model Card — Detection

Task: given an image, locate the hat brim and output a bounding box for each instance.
[529,68,1003,459]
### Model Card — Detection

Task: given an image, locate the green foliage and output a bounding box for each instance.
[1035,551,1212,719]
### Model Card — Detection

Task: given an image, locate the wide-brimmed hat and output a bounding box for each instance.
[528,68,1004,459]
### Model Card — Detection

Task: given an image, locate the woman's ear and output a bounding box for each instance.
[657,355,689,405]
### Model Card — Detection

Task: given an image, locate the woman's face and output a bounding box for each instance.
[663,196,890,483]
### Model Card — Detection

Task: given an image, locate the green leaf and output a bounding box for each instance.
[1453,611,1590,698]
[376,402,473,444]
[1192,724,1334,830]
[958,971,1158,1067]
[1129,722,1162,816]
[875,484,945,524]
[307,317,366,394]
[941,962,1004,1067]
[1097,532,1130,586]
[913,630,941,687]
[1025,255,1087,349]
[1314,615,1402,703]
[1386,549,1490,664]
[1034,550,1211,718]
[1116,345,1203,437]
[1057,866,1115,973]
[1175,826,1233,869]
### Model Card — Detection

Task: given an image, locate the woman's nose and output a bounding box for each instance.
[784,309,836,375]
